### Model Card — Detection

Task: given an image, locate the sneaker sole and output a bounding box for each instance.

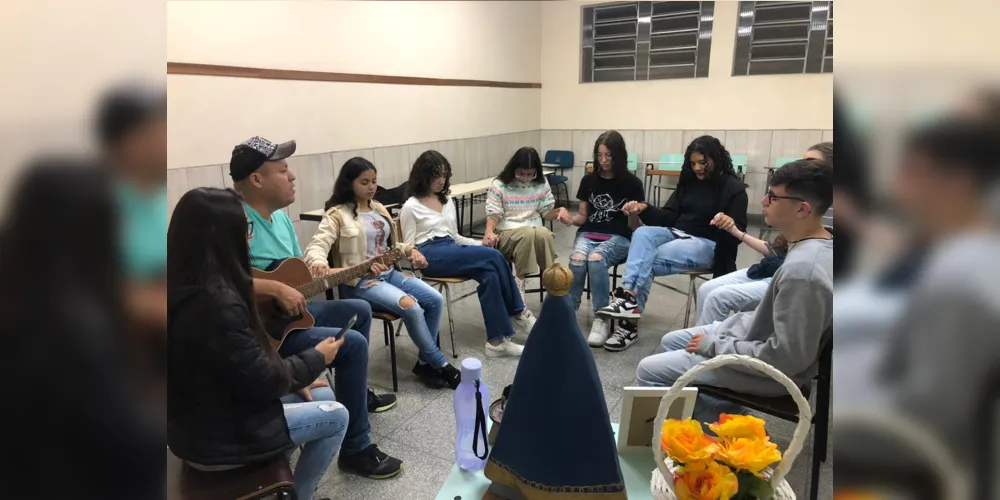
[587,337,608,347]
[603,341,635,352]
[595,309,641,319]
[485,349,522,358]
[368,401,398,413]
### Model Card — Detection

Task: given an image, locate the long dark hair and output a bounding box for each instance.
[407,150,452,204]
[593,130,629,178]
[325,157,378,216]
[166,187,286,378]
[679,135,737,187]
[808,142,834,166]
[497,147,544,185]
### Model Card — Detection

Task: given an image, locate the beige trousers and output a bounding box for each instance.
[496,226,557,277]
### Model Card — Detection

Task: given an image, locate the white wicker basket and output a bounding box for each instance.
[650,354,812,500]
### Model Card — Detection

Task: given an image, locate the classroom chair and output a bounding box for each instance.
[645,153,684,205]
[543,150,574,208]
[730,154,748,181]
[652,270,713,328]
[420,276,473,359]
[167,449,297,500]
[695,333,832,500]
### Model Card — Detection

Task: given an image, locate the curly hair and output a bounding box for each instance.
[407,150,452,204]
[807,142,833,166]
[592,130,630,178]
[679,135,737,187]
[497,147,544,185]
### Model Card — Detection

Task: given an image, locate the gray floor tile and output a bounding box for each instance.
[315,436,454,500]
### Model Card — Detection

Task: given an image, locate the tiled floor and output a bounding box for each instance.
[312,220,832,499]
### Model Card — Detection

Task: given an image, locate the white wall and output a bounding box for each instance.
[167,0,542,169]
[540,0,833,131]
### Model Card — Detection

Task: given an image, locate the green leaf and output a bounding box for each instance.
[734,470,774,500]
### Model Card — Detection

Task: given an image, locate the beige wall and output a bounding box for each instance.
[539,1,833,131]
[167,0,542,169]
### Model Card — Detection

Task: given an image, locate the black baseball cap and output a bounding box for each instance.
[229,136,297,182]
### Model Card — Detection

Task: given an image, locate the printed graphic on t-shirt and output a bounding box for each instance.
[370,219,386,254]
[588,192,627,224]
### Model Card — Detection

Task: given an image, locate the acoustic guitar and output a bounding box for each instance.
[252,248,404,349]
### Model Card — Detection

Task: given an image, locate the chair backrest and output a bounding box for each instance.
[627,152,638,172]
[730,154,748,173]
[657,153,685,172]
[543,150,574,168]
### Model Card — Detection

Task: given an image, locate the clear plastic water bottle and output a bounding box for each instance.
[454,358,490,471]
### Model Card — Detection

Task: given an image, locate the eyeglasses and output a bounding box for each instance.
[596,152,613,160]
[764,189,805,205]
[247,220,255,237]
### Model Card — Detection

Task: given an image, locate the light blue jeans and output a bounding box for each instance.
[340,268,447,367]
[620,226,716,311]
[568,233,631,316]
[280,386,349,500]
[696,268,771,326]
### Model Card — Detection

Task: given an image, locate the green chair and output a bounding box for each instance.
[731,154,748,179]
[645,153,684,205]
[773,156,799,170]
[627,152,638,172]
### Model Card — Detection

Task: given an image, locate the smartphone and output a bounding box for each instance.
[334,314,358,340]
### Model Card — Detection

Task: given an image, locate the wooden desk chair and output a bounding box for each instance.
[652,270,713,328]
[419,276,474,359]
[167,449,296,500]
[644,153,684,205]
[695,334,832,500]
[373,311,404,392]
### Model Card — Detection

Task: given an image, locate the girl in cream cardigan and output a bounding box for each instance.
[303,157,461,390]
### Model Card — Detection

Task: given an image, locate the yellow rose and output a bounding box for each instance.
[660,419,718,465]
[709,413,768,442]
[673,461,739,500]
[717,437,783,475]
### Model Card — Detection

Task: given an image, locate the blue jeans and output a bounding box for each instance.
[277,299,372,455]
[417,237,524,342]
[280,387,348,500]
[620,226,716,311]
[340,268,447,367]
[568,233,630,316]
[635,323,745,424]
[696,268,771,326]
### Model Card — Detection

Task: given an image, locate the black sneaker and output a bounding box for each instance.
[604,319,638,352]
[337,444,403,479]
[412,362,446,389]
[437,363,462,390]
[367,388,397,413]
[596,287,641,319]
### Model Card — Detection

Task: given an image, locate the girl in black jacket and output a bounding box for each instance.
[167,187,347,500]
[596,136,748,352]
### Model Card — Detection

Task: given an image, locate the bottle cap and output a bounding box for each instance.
[461,357,482,382]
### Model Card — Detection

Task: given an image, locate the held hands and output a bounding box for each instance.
[555,207,573,225]
[622,201,647,216]
[482,231,500,247]
[274,282,308,317]
[409,249,429,270]
[710,212,737,233]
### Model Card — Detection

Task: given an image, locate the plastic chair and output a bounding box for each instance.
[626,152,638,172]
[645,153,684,205]
[730,154,748,181]
[543,150,574,207]
[651,270,713,328]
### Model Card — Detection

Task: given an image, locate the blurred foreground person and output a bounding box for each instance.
[838,115,1000,498]
[0,162,162,498]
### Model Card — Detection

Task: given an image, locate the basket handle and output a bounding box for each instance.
[651,354,813,490]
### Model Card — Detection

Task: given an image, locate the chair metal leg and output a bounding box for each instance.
[684,274,696,328]
[385,320,398,392]
[443,284,457,358]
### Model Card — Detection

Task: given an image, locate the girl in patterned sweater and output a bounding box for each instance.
[483,147,572,304]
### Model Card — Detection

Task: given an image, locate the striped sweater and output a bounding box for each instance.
[485,178,556,231]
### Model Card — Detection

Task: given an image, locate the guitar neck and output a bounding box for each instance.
[298,254,396,298]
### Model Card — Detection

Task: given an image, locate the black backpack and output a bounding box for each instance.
[373,181,408,206]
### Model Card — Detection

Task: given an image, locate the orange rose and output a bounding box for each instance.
[660,419,718,465]
[709,414,768,442]
[717,437,782,475]
[673,461,739,500]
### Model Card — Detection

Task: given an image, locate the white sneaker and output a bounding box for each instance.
[485,337,524,358]
[587,317,609,347]
[511,309,536,337]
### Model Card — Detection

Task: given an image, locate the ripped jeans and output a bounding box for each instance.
[280,386,349,500]
[568,233,631,316]
[340,268,447,367]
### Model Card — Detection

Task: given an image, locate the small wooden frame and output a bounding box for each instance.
[617,386,698,452]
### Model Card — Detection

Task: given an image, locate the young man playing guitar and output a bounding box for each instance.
[230,136,403,480]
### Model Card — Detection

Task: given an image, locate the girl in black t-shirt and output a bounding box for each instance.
[567,130,645,346]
